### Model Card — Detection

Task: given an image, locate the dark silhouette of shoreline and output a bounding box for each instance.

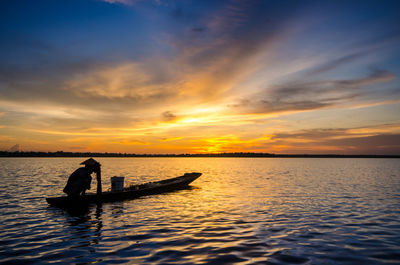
[0,151,399,158]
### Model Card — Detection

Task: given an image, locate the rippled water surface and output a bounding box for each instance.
[1,157,400,264]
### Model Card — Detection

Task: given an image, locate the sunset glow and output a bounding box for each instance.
[1,0,400,154]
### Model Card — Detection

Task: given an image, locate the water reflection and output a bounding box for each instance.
[1,158,400,264]
[57,204,103,247]
[110,203,125,217]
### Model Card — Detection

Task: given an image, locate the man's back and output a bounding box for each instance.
[63,167,92,196]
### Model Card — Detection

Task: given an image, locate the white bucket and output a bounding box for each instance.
[111,176,124,192]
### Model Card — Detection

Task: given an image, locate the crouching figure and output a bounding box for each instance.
[63,158,100,197]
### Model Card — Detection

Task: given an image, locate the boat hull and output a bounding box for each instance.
[46,172,201,208]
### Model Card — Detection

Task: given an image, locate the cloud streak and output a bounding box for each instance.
[268,124,400,155]
[100,0,135,5]
[231,69,395,115]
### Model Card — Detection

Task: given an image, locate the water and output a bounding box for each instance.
[0,157,399,264]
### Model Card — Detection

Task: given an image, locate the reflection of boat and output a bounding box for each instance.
[46,172,201,208]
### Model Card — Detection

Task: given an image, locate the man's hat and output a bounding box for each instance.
[80,158,101,166]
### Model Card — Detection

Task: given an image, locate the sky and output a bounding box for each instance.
[0,0,400,154]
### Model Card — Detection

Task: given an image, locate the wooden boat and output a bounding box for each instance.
[46,172,201,208]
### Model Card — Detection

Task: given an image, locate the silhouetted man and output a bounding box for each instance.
[63,158,100,197]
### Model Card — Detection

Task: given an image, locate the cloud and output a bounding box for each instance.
[0,0,308,120]
[272,128,351,141]
[0,51,183,120]
[3,2,298,117]
[100,0,134,5]
[162,111,177,121]
[160,1,306,105]
[191,27,206,33]
[229,99,330,114]
[307,51,368,75]
[231,69,395,115]
[67,63,166,99]
[100,0,164,6]
[272,69,394,99]
[268,124,400,154]
[334,69,394,87]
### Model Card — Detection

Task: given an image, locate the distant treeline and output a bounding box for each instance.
[0,151,399,158]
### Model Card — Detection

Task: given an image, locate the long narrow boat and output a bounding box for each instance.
[46,172,201,208]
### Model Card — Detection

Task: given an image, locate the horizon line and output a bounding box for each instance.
[0,151,399,158]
